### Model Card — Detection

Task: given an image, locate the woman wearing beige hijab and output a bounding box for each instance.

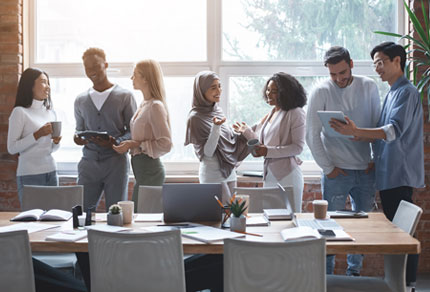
[113,59,172,210]
[185,71,249,194]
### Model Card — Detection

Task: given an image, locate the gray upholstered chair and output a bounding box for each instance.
[21,185,83,275]
[233,185,296,212]
[136,185,163,213]
[224,237,326,292]
[0,230,36,292]
[327,200,423,292]
[88,229,186,292]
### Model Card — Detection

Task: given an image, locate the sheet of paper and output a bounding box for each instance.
[0,222,60,233]
[85,224,132,233]
[134,213,163,222]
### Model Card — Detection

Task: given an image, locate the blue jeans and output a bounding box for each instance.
[16,170,58,206]
[322,169,376,275]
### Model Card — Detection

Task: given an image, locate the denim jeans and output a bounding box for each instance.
[322,169,376,275]
[16,170,58,206]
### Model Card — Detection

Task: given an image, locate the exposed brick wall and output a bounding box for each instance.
[0,0,428,276]
[0,0,22,211]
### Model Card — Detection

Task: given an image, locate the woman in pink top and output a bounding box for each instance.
[234,72,307,212]
[113,60,172,210]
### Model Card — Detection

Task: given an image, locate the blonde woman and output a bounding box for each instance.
[113,60,172,210]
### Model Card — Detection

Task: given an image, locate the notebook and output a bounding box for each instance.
[162,183,222,223]
[180,225,245,243]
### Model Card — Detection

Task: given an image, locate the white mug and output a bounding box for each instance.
[50,121,62,138]
[118,201,134,224]
[247,139,261,156]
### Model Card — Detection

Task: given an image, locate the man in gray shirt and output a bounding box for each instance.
[74,48,137,212]
[306,46,381,276]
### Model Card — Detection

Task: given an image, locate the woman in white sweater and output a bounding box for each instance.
[7,68,61,205]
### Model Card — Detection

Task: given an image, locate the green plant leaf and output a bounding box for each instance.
[373,31,402,38]
[404,0,429,50]
[420,0,429,41]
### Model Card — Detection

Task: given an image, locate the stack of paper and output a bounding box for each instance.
[263,209,292,220]
[280,226,354,241]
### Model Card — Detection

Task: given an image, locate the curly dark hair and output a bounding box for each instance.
[15,68,52,109]
[262,72,307,111]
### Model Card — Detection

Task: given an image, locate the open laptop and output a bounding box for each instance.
[162,183,223,223]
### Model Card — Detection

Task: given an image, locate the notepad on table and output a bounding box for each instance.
[11,209,72,222]
[46,230,88,242]
[181,226,245,243]
[246,215,270,226]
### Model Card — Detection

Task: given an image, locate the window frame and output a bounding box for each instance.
[25,0,406,176]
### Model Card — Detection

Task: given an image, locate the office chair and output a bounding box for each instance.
[0,230,36,292]
[88,229,186,292]
[21,185,83,276]
[233,185,296,212]
[327,200,423,292]
[136,185,163,213]
[224,237,326,292]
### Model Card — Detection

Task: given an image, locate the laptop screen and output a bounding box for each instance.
[162,183,223,223]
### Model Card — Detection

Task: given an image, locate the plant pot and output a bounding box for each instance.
[107,212,123,226]
[230,215,246,232]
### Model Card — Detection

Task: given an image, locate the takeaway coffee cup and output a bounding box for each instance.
[313,200,328,219]
[247,139,261,156]
[50,121,62,138]
[235,194,250,216]
[118,201,134,224]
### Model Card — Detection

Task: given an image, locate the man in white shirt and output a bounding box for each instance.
[306,46,381,276]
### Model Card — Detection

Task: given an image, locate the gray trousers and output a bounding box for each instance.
[78,154,129,212]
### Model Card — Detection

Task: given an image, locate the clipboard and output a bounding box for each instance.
[317,111,353,138]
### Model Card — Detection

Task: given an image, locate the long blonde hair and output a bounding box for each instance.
[135,59,170,126]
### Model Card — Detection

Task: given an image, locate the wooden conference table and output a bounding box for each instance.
[0,212,420,255]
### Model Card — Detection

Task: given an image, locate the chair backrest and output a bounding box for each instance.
[88,229,186,292]
[233,185,296,213]
[21,185,83,211]
[392,200,423,235]
[384,200,423,292]
[224,237,326,292]
[137,185,163,213]
[0,230,36,292]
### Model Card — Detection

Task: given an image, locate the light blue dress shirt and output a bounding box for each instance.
[374,75,424,190]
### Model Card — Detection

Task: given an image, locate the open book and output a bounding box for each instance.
[11,209,72,221]
[281,226,354,241]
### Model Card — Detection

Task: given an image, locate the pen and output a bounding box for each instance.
[157,224,189,227]
[234,231,263,237]
[214,195,224,208]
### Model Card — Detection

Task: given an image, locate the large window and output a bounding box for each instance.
[28,0,402,175]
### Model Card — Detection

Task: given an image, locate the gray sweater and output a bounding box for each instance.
[74,85,137,161]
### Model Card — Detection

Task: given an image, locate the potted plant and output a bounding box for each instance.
[107,204,123,226]
[375,0,430,119]
[229,199,247,232]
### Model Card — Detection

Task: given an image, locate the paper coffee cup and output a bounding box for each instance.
[235,194,250,216]
[51,121,62,138]
[313,200,328,219]
[247,139,261,156]
[118,201,134,224]
[78,215,86,227]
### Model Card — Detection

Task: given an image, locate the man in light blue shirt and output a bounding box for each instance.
[330,41,424,286]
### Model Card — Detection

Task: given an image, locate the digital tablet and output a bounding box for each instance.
[317,111,353,138]
[76,131,119,145]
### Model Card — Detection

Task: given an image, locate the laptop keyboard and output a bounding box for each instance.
[295,218,343,230]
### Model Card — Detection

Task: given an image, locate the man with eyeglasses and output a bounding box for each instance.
[330,41,424,287]
[306,46,381,276]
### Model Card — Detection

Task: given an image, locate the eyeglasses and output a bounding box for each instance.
[372,58,390,69]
